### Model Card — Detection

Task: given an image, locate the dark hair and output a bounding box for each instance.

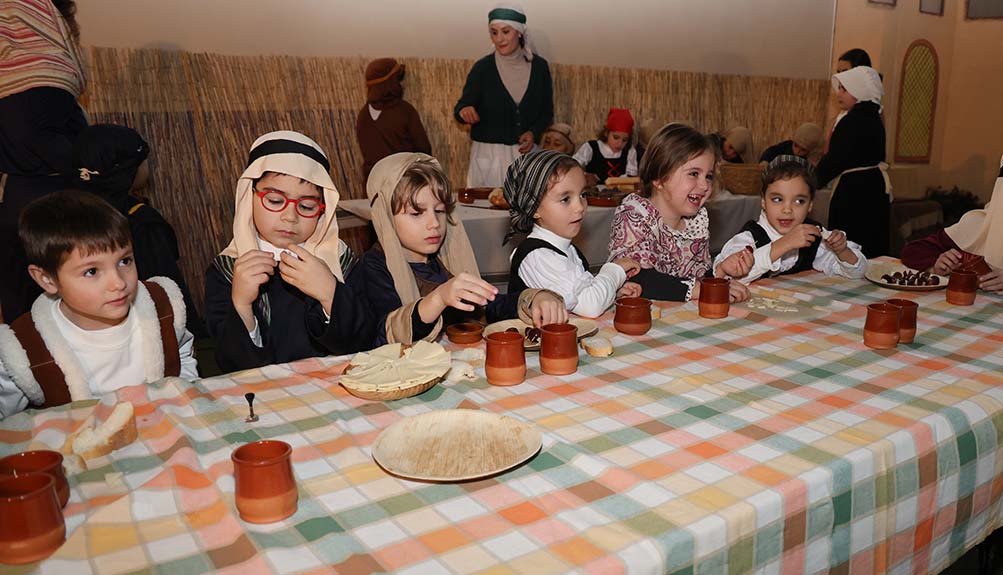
[392,159,457,224]
[19,191,132,275]
[638,123,720,198]
[762,157,818,199]
[252,171,323,194]
[545,156,585,192]
[51,0,80,42]
[838,48,872,68]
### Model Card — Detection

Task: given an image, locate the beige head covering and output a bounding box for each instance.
[945,155,1003,269]
[792,123,823,153]
[220,130,344,281]
[366,152,480,304]
[638,119,663,149]
[725,126,752,156]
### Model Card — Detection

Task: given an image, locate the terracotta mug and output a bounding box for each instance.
[887,298,919,344]
[959,253,992,276]
[698,277,730,319]
[614,297,652,335]
[0,474,66,565]
[863,302,901,350]
[0,451,69,508]
[231,440,297,524]
[539,323,579,375]
[485,331,527,386]
[946,270,978,306]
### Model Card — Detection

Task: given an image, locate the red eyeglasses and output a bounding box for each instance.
[254,189,326,218]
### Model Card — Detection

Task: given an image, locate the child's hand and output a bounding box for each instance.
[458,106,480,124]
[232,250,276,308]
[728,281,751,303]
[781,224,822,251]
[716,248,753,279]
[823,230,858,264]
[616,281,642,299]
[431,273,498,313]
[932,249,963,275]
[529,291,568,328]
[612,257,640,278]
[279,245,337,314]
[979,268,1003,293]
[518,131,535,153]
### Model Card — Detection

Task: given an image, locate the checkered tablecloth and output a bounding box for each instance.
[3,263,1003,575]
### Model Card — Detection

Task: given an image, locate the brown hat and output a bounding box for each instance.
[542,123,574,152]
[365,58,405,108]
[724,126,751,156]
[637,118,663,148]
[792,122,823,153]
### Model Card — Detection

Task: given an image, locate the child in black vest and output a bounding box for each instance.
[713,155,866,284]
[572,108,638,187]
[505,150,640,318]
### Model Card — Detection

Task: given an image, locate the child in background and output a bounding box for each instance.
[70,124,203,336]
[355,58,432,180]
[573,108,638,186]
[714,155,866,284]
[720,126,751,163]
[0,192,197,418]
[352,152,566,347]
[204,131,372,373]
[758,123,823,164]
[901,156,1003,293]
[505,150,641,319]
[539,123,575,154]
[636,118,664,162]
[609,123,750,303]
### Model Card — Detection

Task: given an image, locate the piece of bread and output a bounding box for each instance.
[71,402,138,460]
[604,176,640,186]
[581,337,613,357]
[650,306,662,320]
[488,187,509,208]
[341,341,451,399]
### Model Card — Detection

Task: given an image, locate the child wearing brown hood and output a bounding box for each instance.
[355,58,432,180]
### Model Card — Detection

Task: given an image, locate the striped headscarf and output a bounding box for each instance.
[503,150,570,244]
[0,0,87,100]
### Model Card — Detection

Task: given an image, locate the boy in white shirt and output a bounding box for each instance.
[505,150,641,319]
[713,155,867,284]
[0,191,197,418]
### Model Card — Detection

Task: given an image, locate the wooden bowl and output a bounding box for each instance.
[446,322,484,345]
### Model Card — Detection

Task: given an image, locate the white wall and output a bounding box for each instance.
[75,0,836,79]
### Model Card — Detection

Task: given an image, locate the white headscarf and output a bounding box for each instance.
[220,130,344,281]
[489,4,534,60]
[945,154,1003,269]
[832,66,884,113]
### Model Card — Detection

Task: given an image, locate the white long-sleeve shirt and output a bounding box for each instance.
[713,213,867,285]
[513,225,627,318]
[0,290,198,419]
[572,140,638,177]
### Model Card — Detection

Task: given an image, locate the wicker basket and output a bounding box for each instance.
[719,163,765,196]
[340,376,444,401]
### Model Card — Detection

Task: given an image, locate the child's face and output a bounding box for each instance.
[762,177,813,235]
[35,244,138,330]
[606,130,630,154]
[835,83,857,111]
[791,141,809,158]
[489,23,520,56]
[393,185,447,262]
[722,140,738,161]
[540,131,572,154]
[252,173,322,248]
[836,59,852,73]
[131,159,150,192]
[653,150,716,221]
[534,166,587,240]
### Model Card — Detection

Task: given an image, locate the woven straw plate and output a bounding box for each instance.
[372,410,542,482]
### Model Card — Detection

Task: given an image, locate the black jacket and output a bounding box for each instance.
[453,54,553,145]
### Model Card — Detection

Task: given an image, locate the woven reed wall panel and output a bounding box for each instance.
[84,47,828,315]
[895,42,938,163]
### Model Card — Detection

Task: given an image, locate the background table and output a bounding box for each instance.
[3,264,1002,574]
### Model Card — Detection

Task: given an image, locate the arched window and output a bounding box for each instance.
[895,40,938,163]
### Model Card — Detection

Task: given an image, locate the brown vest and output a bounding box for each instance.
[8,281,181,408]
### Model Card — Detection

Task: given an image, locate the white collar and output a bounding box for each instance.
[528,224,573,252]
[756,212,784,241]
[256,234,303,262]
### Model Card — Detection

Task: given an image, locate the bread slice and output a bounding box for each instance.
[71,402,138,460]
[581,337,613,357]
[650,306,662,320]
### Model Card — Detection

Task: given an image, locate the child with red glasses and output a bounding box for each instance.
[204,131,373,372]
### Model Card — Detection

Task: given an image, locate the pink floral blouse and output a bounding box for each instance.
[608,193,712,279]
